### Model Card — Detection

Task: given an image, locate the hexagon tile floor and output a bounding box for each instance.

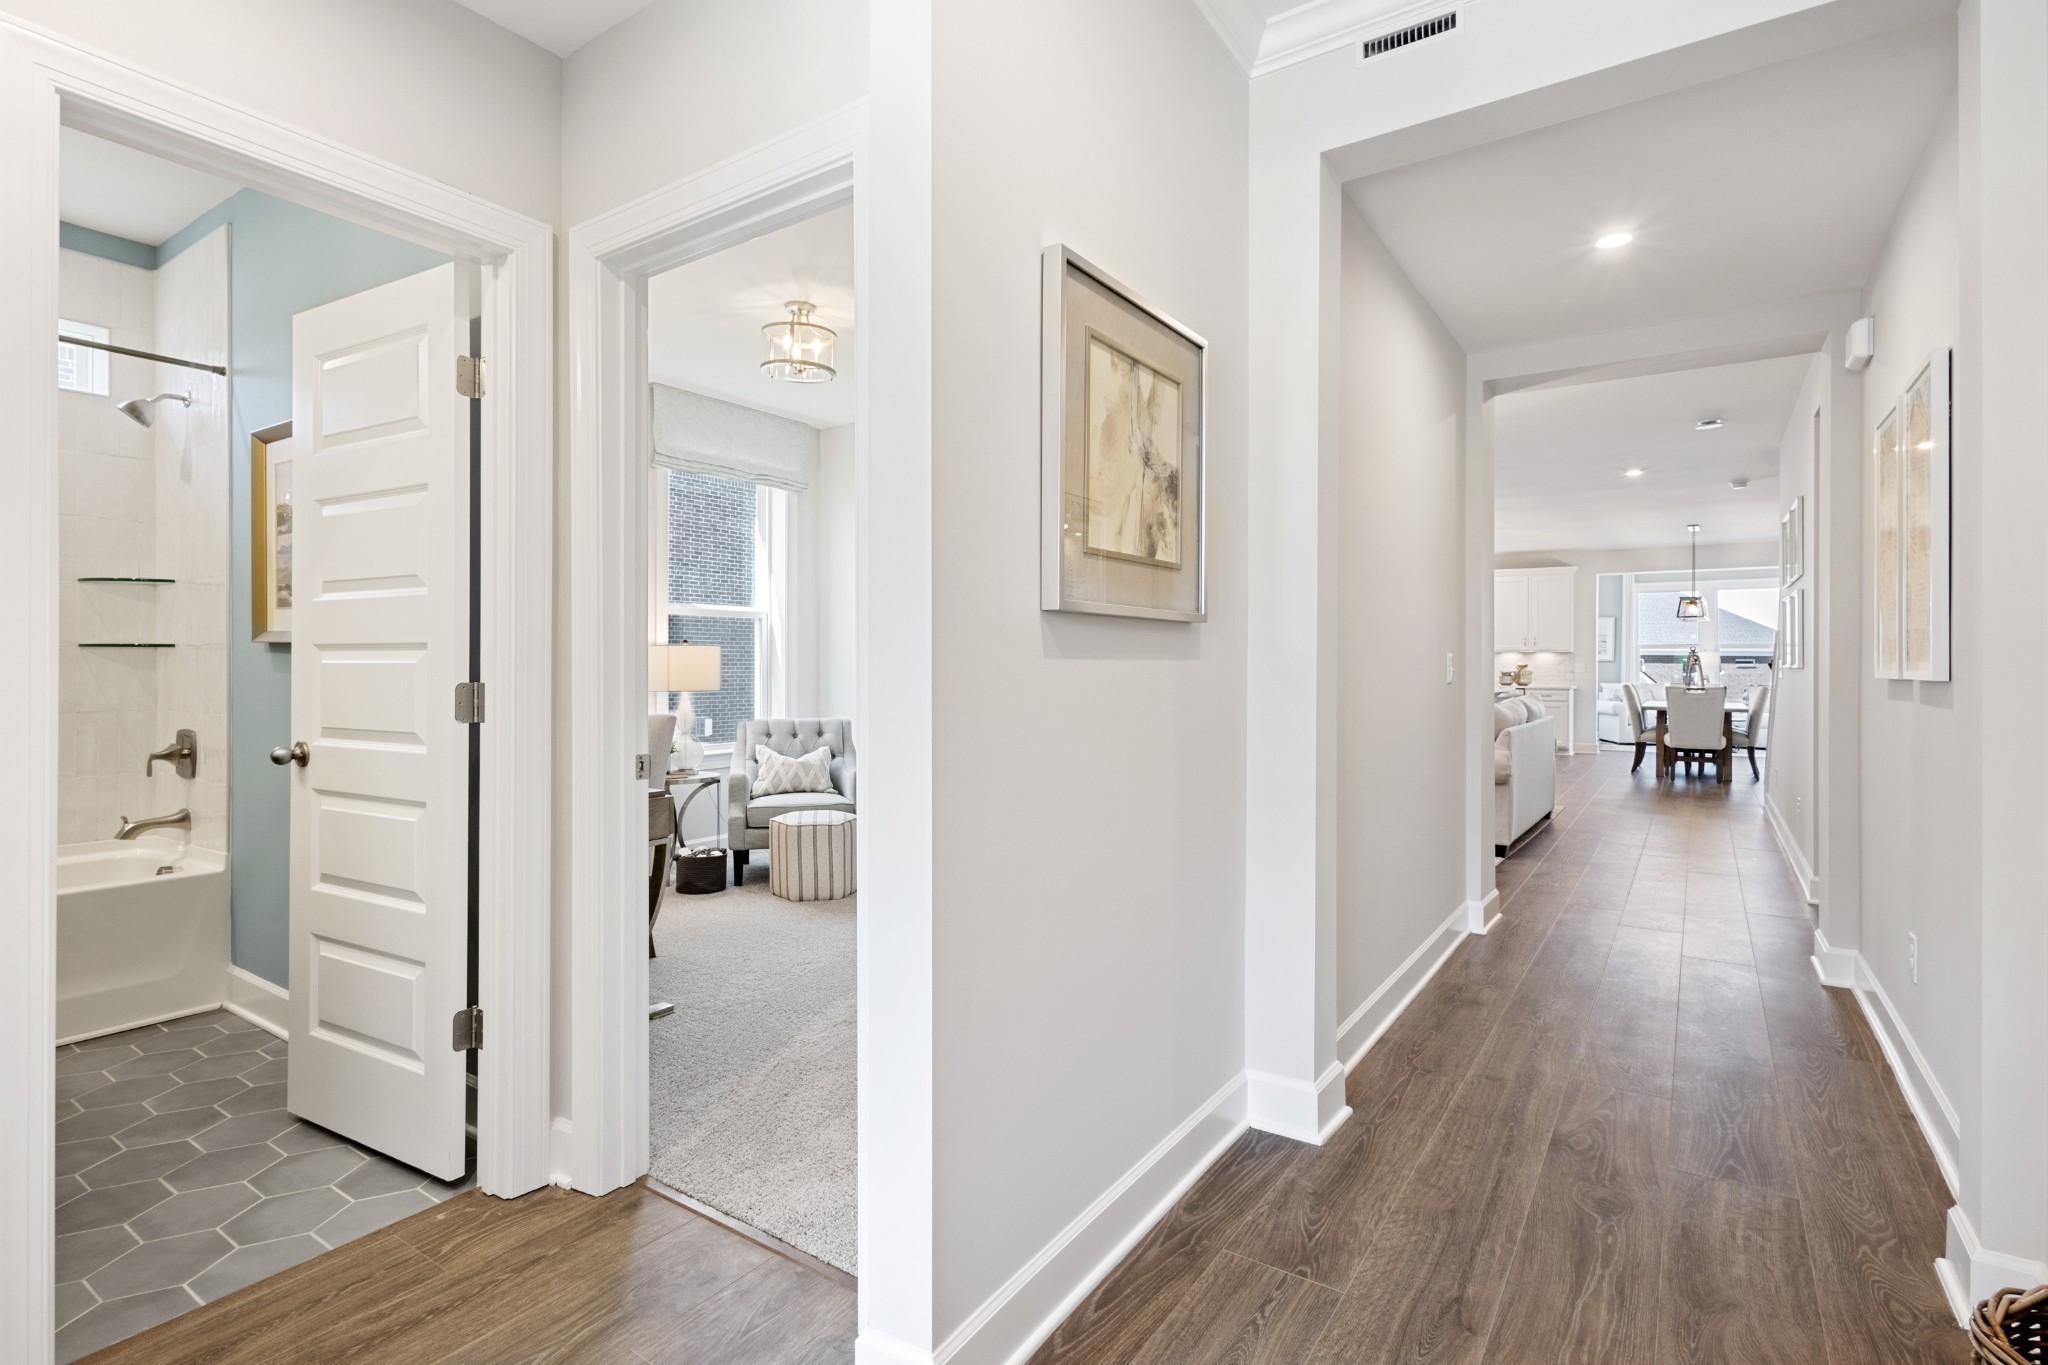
[54,1008,472,1363]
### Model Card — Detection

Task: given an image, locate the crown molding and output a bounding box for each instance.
[1194,0,1467,78]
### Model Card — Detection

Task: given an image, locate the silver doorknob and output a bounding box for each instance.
[270,742,310,767]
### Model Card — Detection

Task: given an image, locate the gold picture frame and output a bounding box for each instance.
[251,420,294,643]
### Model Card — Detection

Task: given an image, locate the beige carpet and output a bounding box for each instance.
[647,864,855,1272]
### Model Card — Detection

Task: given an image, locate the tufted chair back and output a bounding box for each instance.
[735,718,855,799]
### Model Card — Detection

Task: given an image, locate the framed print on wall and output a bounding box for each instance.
[1780,495,1804,587]
[251,420,295,643]
[1779,588,1804,670]
[1596,616,1616,662]
[1041,245,1206,621]
[1870,349,1952,681]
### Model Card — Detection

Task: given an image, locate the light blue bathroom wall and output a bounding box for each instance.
[59,222,157,270]
[160,190,447,988]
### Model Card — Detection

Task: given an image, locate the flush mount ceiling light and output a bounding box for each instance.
[1696,418,1724,430]
[1624,468,1646,478]
[761,300,836,383]
[1594,230,1635,250]
[1677,523,1707,620]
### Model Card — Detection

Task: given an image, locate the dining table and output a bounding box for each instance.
[1640,690,1749,783]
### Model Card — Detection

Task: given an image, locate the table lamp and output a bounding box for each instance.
[650,641,722,771]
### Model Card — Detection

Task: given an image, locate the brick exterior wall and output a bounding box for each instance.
[665,470,760,744]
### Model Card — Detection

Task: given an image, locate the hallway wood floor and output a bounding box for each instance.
[1033,751,1967,1365]
[79,1180,853,1363]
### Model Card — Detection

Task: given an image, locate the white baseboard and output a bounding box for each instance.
[1762,793,1819,904]
[549,1116,576,1188]
[856,1331,933,1365]
[224,966,289,1039]
[1338,902,1468,1074]
[1938,1204,2048,1327]
[1809,929,1858,989]
[1849,960,1961,1197]
[1471,887,1501,933]
[1246,1062,1350,1144]
[934,1072,1249,1365]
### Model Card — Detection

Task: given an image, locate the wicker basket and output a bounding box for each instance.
[1972,1285,2047,1364]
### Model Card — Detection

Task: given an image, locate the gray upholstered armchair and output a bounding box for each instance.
[728,718,856,882]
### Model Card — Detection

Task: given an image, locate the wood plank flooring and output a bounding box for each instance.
[79,1180,854,1364]
[1034,752,1968,1365]
[77,753,1963,1364]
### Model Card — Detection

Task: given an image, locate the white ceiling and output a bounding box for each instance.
[448,0,658,56]
[1345,22,1957,352]
[60,128,241,247]
[1493,355,1810,554]
[648,204,856,430]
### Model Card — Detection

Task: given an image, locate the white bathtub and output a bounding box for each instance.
[57,837,230,1044]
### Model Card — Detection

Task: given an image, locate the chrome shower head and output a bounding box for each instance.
[116,392,192,427]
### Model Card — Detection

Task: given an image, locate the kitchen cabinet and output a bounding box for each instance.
[1493,568,1577,652]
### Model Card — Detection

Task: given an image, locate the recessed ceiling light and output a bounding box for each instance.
[1623,468,1645,478]
[1730,477,1750,490]
[1695,418,1723,430]
[1594,230,1634,250]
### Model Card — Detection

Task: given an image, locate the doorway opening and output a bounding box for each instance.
[49,128,482,1361]
[641,202,859,1278]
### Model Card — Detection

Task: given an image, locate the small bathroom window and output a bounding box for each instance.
[57,319,109,395]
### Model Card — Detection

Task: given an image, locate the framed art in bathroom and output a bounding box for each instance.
[1041,244,1207,621]
[251,420,294,642]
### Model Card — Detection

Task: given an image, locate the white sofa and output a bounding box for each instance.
[1494,696,1556,855]
[1596,683,1629,744]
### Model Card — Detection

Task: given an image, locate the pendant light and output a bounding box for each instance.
[1676,523,1706,620]
[760,301,836,383]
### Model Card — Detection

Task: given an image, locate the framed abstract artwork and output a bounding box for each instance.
[251,420,294,643]
[1041,245,1206,621]
[1779,588,1804,670]
[1779,495,1804,588]
[1871,349,1952,681]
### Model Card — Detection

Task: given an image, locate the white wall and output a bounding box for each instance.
[0,0,560,225]
[1766,359,1825,885]
[1858,88,1974,1187]
[925,0,1249,1351]
[814,423,858,720]
[560,0,867,226]
[1334,199,1468,1060]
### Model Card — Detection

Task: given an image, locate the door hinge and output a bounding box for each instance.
[455,681,486,724]
[456,354,486,399]
[452,1006,484,1052]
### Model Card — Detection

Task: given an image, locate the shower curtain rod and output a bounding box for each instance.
[59,334,226,377]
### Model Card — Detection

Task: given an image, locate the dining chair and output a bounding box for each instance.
[1621,683,1663,775]
[1662,686,1730,783]
[1731,683,1769,779]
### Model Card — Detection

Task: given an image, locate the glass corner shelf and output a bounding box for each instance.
[77,576,175,584]
[76,642,175,648]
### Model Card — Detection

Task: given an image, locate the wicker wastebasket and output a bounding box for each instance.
[1972,1284,2046,1364]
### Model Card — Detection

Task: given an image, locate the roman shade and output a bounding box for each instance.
[651,382,817,493]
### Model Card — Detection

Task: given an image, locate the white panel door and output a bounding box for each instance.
[285,264,472,1180]
[1528,572,1576,652]
[1494,573,1530,650]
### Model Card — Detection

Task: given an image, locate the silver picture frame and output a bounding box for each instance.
[1041,244,1207,621]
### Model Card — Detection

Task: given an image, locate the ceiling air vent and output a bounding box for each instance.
[1359,10,1457,62]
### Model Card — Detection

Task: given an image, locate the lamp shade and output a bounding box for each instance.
[649,642,721,694]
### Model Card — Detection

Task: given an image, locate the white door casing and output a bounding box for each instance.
[286,263,473,1180]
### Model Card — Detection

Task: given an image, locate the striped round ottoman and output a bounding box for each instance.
[768,810,856,901]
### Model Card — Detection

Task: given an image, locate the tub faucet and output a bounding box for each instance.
[116,809,191,840]
[147,729,198,779]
